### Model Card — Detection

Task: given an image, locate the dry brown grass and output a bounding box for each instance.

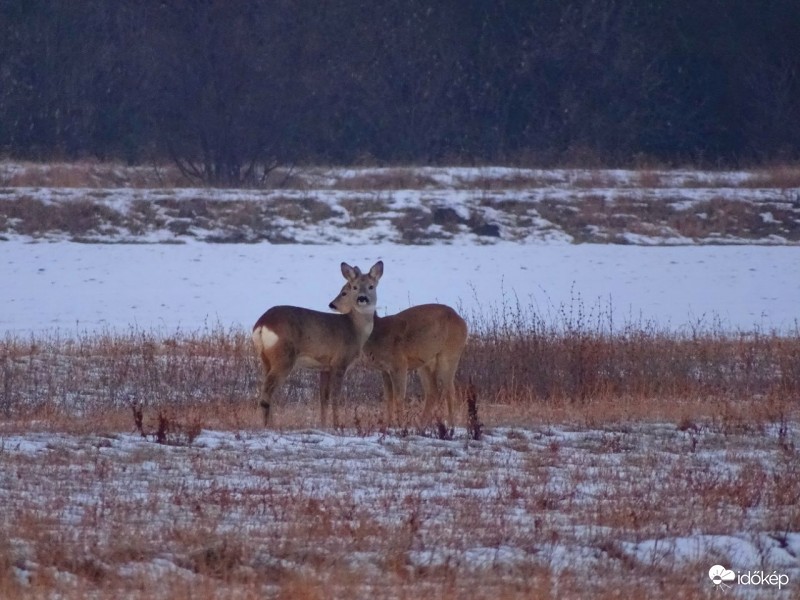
[465,172,566,190]
[0,193,344,243]
[4,160,800,193]
[338,196,393,230]
[268,196,337,222]
[0,196,124,238]
[0,160,191,188]
[743,165,800,189]
[534,192,800,243]
[331,168,439,190]
[570,170,621,189]
[669,196,800,241]
[2,304,798,432]
[633,169,665,188]
[460,301,800,425]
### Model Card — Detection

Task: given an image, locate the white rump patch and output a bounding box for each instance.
[254,326,279,350]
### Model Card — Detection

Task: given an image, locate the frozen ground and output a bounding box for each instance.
[1,423,798,597]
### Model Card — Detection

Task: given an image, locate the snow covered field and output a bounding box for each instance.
[2,241,799,334]
[2,421,798,597]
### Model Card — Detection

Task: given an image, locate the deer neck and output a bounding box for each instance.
[348,308,375,345]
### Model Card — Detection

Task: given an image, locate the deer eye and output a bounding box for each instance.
[340,291,347,296]
[369,285,374,290]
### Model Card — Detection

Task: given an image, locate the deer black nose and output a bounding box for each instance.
[328,302,336,310]
[357,295,369,304]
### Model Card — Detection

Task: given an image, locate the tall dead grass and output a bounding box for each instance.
[461,298,799,426]
[0,326,258,432]
[743,164,800,189]
[0,161,190,188]
[1,301,798,433]
[5,160,800,191]
[464,299,799,399]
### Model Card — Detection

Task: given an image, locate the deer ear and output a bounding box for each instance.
[341,262,358,281]
[368,260,384,281]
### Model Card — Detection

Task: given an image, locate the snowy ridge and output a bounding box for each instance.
[1,166,799,245]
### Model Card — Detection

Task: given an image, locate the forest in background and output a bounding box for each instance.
[1,0,799,184]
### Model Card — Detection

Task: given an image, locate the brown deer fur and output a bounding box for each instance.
[253,261,383,427]
[329,286,467,425]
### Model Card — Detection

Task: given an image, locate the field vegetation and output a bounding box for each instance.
[1,300,798,598]
[2,162,799,245]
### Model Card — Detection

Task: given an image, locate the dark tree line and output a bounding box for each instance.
[1,0,799,184]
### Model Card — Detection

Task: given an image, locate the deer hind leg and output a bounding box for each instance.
[380,371,396,425]
[418,364,439,423]
[423,355,459,426]
[258,349,294,427]
[441,353,464,426]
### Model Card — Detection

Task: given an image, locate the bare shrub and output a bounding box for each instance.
[131,402,201,446]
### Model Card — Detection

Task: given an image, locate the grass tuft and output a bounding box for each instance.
[466,382,482,441]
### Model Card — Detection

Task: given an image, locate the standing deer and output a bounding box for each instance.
[252,260,383,427]
[329,286,467,426]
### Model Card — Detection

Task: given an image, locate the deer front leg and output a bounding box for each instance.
[319,370,332,427]
[380,371,396,425]
[419,365,441,425]
[258,351,293,427]
[327,367,346,428]
[388,366,408,426]
[418,365,436,418]
[260,370,287,427]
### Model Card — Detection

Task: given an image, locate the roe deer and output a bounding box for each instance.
[329,287,467,426]
[252,261,383,427]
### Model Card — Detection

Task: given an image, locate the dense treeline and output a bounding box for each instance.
[1,1,799,183]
